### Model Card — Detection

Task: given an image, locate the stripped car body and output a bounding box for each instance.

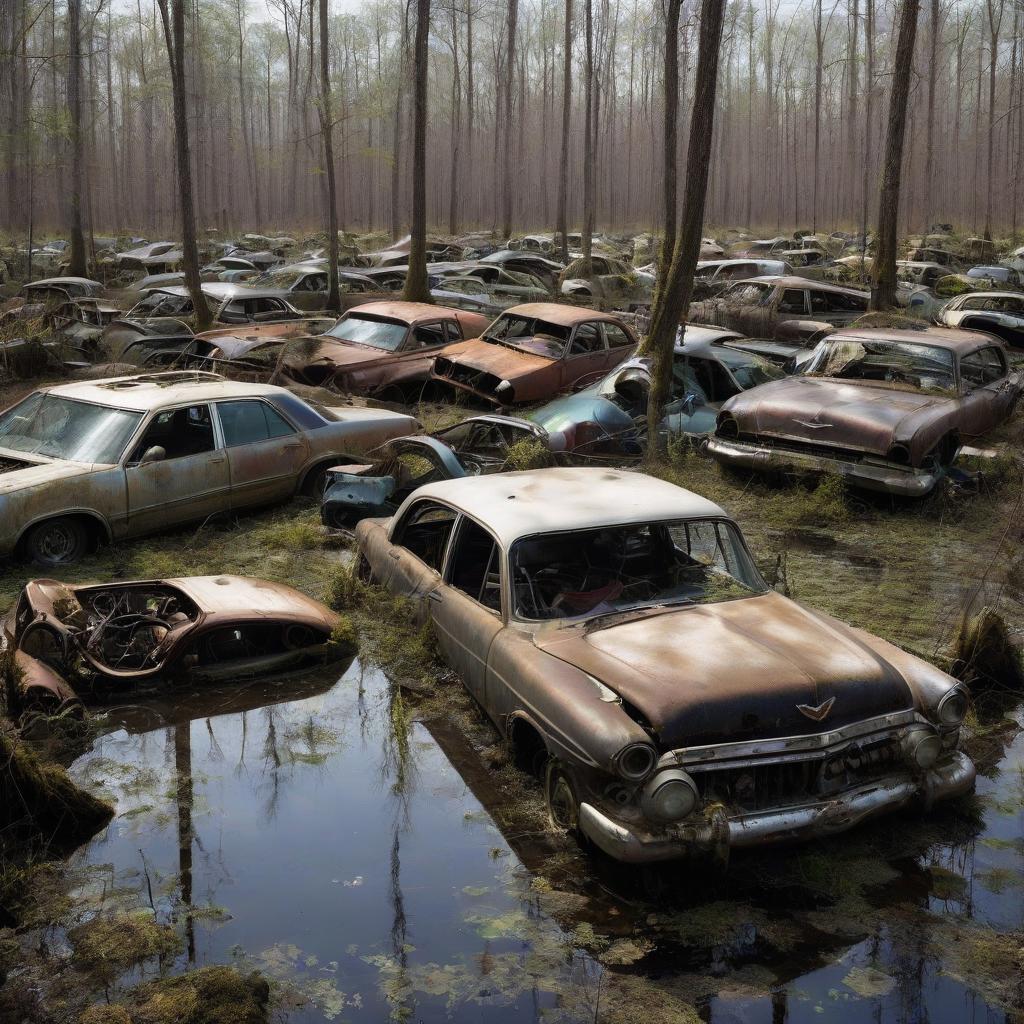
[280,301,491,398]
[0,371,417,566]
[321,415,550,524]
[708,327,1022,496]
[936,291,1024,348]
[525,325,787,454]
[356,468,975,863]
[2,575,342,713]
[431,303,639,406]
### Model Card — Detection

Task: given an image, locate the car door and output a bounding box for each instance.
[124,403,230,536]
[389,320,451,385]
[384,499,457,598]
[776,286,810,321]
[215,399,310,508]
[959,347,1016,437]
[561,321,609,390]
[429,514,504,706]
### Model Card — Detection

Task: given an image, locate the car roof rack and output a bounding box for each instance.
[99,370,224,390]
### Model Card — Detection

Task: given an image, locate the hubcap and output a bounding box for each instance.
[38,524,77,562]
[549,775,578,830]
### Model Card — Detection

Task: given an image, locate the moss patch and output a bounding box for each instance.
[70,912,182,985]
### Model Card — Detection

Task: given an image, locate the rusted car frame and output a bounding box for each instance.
[356,468,975,864]
[431,303,639,406]
[708,327,1022,496]
[3,575,342,713]
[0,370,418,566]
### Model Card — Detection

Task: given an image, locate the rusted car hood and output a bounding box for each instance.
[534,592,914,748]
[440,339,555,380]
[284,339,389,373]
[169,575,337,629]
[722,376,957,455]
[0,453,98,496]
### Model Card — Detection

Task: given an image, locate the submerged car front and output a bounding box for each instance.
[707,331,964,496]
[496,510,974,863]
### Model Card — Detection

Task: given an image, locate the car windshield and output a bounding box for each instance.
[482,313,569,358]
[253,269,305,288]
[805,338,956,392]
[716,347,787,389]
[324,315,409,351]
[131,292,191,317]
[511,518,766,621]
[0,392,143,463]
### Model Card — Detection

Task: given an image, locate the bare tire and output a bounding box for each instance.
[24,517,89,567]
[546,765,580,832]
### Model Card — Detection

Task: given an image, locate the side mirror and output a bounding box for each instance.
[140,445,166,465]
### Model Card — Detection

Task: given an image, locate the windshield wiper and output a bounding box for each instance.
[580,598,695,633]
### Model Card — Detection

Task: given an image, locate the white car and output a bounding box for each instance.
[0,371,417,565]
[937,291,1024,349]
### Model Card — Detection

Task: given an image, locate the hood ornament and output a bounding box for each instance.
[797,696,835,722]
[793,419,833,429]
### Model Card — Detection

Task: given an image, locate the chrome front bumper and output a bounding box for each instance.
[705,436,941,497]
[578,752,976,864]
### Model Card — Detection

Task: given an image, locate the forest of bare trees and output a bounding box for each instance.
[0,0,1022,239]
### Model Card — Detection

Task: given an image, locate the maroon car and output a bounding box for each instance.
[707,327,1022,496]
[283,301,490,400]
[430,303,639,406]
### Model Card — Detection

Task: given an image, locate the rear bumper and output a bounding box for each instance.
[578,752,976,864]
[705,436,941,497]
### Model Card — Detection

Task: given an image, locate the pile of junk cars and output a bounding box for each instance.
[1,226,1020,867]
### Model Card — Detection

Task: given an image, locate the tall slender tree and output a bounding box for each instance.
[870,0,919,310]
[659,0,682,281]
[156,0,211,329]
[67,0,87,277]
[501,0,518,239]
[556,0,573,261]
[402,0,431,303]
[642,0,727,457]
[318,0,340,312]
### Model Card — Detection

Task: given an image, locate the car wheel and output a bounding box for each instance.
[303,465,330,499]
[546,764,580,832]
[24,517,89,567]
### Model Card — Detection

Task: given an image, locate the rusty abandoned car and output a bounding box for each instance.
[3,575,343,714]
[282,301,490,398]
[431,303,639,406]
[354,467,975,863]
[0,371,417,566]
[708,327,1022,496]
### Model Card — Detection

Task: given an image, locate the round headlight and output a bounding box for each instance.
[937,688,968,727]
[616,742,657,781]
[902,726,942,769]
[641,769,699,823]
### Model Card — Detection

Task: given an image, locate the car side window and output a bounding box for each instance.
[604,324,634,348]
[218,400,296,446]
[779,289,809,314]
[130,404,215,462]
[809,290,830,313]
[960,350,1005,388]
[445,320,463,342]
[411,322,448,348]
[569,323,604,356]
[447,516,502,612]
[392,500,457,572]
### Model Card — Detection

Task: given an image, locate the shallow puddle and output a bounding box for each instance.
[66,658,1023,1023]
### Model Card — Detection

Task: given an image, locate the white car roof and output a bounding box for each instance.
[40,371,293,411]
[400,467,728,547]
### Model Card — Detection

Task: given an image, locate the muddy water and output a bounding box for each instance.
[68,657,1023,1023]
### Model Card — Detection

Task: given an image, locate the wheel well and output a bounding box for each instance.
[300,456,357,495]
[508,716,548,776]
[936,431,961,467]
[17,512,107,554]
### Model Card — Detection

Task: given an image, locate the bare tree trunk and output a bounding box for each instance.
[157,0,212,329]
[501,0,518,240]
[556,0,572,261]
[447,2,462,236]
[319,0,340,312]
[860,0,874,250]
[67,0,87,277]
[921,0,938,234]
[870,0,918,311]
[642,0,727,458]
[984,0,1005,239]
[659,0,682,280]
[582,0,595,275]
[402,0,431,304]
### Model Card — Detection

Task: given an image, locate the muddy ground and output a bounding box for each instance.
[1,404,1023,1023]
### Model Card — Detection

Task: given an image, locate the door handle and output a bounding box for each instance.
[283,442,304,450]
[208,455,226,464]
[427,591,442,603]
[388,550,401,560]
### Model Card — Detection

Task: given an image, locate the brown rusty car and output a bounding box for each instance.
[0,371,418,566]
[282,301,490,400]
[708,327,1022,496]
[430,303,639,406]
[355,468,974,864]
[2,575,343,714]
